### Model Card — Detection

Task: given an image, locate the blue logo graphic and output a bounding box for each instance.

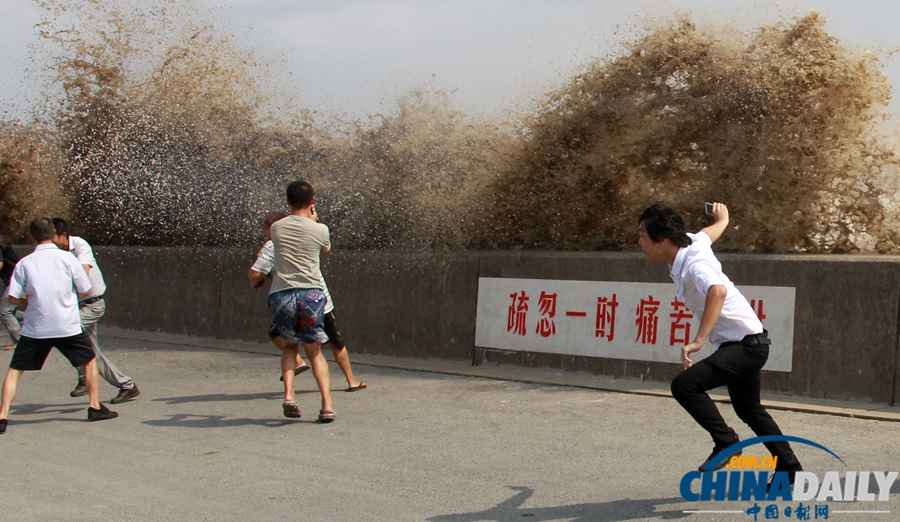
[702,435,847,471]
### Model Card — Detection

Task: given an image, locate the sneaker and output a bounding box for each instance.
[70,380,88,398]
[699,445,742,471]
[766,470,798,494]
[0,419,7,434]
[87,404,119,422]
[110,385,140,404]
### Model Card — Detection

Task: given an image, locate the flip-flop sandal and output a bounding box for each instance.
[280,366,311,382]
[318,410,335,423]
[345,382,367,392]
[282,401,301,418]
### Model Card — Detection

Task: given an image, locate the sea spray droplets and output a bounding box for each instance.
[2,6,899,253]
[478,13,900,253]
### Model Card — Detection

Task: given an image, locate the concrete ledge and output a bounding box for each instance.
[101,326,900,423]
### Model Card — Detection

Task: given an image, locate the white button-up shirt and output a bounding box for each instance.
[7,243,91,339]
[669,232,762,346]
[68,236,107,300]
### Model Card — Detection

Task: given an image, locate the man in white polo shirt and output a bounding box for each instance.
[1,217,118,434]
[52,218,140,404]
[638,202,802,483]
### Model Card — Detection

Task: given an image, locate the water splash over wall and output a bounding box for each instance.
[2,4,899,253]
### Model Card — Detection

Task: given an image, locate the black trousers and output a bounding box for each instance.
[670,334,802,472]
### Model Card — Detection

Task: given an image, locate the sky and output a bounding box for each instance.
[3,0,900,122]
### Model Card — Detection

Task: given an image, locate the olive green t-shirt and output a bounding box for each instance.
[269,215,331,295]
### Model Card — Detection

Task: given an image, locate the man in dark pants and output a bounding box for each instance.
[0,233,22,350]
[637,202,802,481]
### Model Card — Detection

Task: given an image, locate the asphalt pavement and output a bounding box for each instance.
[0,334,898,522]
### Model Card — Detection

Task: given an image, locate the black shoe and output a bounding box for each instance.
[699,445,742,471]
[87,404,119,422]
[70,380,88,398]
[110,385,140,404]
[0,419,7,434]
[766,470,799,494]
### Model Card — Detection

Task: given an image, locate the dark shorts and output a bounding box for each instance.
[323,312,344,349]
[267,321,280,341]
[268,288,329,345]
[268,311,344,349]
[10,333,96,371]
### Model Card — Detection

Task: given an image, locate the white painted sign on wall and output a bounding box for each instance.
[475,278,796,372]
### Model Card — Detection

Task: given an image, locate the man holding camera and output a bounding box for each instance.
[637,202,802,482]
[267,181,335,422]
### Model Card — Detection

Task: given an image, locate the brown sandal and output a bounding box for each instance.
[282,401,301,418]
[318,410,335,423]
[280,365,310,382]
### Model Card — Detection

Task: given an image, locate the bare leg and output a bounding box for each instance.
[273,337,308,370]
[84,358,101,410]
[329,343,362,389]
[304,342,333,414]
[281,344,300,401]
[0,368,24,419]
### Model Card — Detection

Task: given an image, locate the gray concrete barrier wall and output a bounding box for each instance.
[11,245,900,404]
[477,252,900,405]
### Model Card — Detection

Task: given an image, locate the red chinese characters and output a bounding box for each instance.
[635,296,661,344]
[750,299,766,321]
[669,299,694,346]
[507,291,529,336]
[595,294,619,341]
[536,292,558,337]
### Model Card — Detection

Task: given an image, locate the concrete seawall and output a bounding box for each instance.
[13,246,900,405]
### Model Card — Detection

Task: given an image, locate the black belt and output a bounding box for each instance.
[741,330,771,346]
[80,295,104,306]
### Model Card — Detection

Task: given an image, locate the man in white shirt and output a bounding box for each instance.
[1,217,118,433]
[267,180,335,422]
[52,218,140,404]
[638,202,802,482]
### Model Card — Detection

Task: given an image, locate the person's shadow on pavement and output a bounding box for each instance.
[151,390,316,405]
[11,402,84,416]
[142,413,303,428]
[427,486,690,522]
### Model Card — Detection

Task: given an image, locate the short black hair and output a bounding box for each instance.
[262,211,285,228]
[30,217,55,242]
[286,180,314,209]
[638,203,691,248]
[51,217,70,236]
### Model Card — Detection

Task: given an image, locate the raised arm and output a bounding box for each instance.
[699,203,729,244]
